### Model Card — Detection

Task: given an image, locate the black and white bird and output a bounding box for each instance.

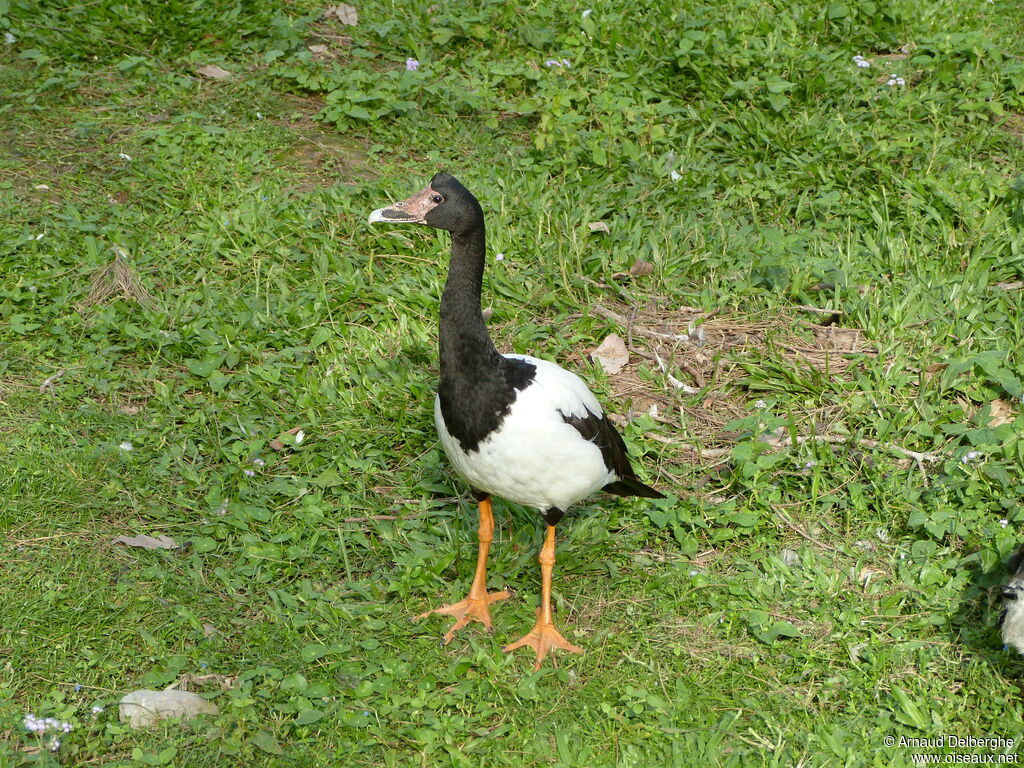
[369,173,663,668]
[1001,546,1024,654]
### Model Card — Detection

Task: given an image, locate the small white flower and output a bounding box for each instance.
[961,450,983,463]
[119,152,132,161]
[582,8,592,17]
[886,75,905,87]
[33,232,45,241]
[91,705,104,714]
[562,59,571,68]
[244,468,255,477]
[252,457,265,466]
[875,527,889,543]
[495,253,505,261]
[295,429,305,444]
[688,569,699,576]
[754,399,767,409]
[1000,519,1010,528]
[23,714,73,735]
[51,739,61,751]
[803,461,817,469]
[119,441,133,452]
[4,32,16,44]
[670,170,682,181]
[852,55,871,68]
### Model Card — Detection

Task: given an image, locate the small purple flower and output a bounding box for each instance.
[244,469,255,477]
[961,450,983,464]
[405,58,419,71]
[852,54,871,69]
[544,59,561,67]
[252,457,265,467]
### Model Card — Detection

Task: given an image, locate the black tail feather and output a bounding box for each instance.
[603,477,665,499]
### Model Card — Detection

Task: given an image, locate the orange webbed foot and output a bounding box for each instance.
[503,608,583,670]
[416,589,511,645]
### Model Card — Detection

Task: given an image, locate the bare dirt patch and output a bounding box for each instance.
[273,96,376,189]
[579,300,877,451]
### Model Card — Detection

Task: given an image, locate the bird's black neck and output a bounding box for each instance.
[437,222,537,452]
[439,226,502,375]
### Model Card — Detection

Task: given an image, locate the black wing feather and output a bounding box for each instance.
[561,409,664,499]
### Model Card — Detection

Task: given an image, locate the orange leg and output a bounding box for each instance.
[503,524,583,669]
[416,497,511,644]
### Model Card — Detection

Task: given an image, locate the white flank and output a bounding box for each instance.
[435,354,617,511]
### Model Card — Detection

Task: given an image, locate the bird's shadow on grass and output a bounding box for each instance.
[950,549,1024,693]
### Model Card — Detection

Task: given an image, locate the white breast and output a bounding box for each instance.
[434,354,617,512]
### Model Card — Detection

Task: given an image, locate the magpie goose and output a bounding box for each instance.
[369,173,663,668]
[1001,545,1024,654]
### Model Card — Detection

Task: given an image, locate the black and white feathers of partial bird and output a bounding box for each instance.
[1001,545,1024,654]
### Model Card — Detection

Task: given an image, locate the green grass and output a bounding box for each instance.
[2,0,1024,765]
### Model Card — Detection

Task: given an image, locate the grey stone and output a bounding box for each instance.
[779,549,801,566]
[118,689,219,729]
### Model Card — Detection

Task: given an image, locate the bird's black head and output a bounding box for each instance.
[369,172,483,238]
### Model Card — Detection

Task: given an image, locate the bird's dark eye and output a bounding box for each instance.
[430,194,443,204]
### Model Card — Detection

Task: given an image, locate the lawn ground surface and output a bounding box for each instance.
[2,0,1024,765]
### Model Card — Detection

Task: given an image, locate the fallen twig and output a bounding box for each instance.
[793,305,841,315]
[652,350,701,395]
[639,429,941,465]
[38,369,65,393]
[340,512,424,523]
[772,505,845,554]
[593,304,695,344]
[993,281,1024,291]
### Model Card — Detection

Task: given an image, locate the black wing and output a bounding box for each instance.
[561,408,664,499]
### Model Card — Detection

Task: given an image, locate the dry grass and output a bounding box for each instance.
[76,249,156,310]
[589,301,876,449]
